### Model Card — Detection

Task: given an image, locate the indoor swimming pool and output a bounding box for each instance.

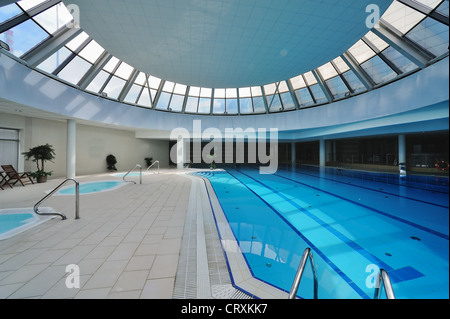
[0,208,54,240]
[195,167,449,299]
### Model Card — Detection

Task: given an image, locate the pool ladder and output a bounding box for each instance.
[123,164,142,184]
[34,178,80,220]
[288,248,395,299]
[146,160,160,174]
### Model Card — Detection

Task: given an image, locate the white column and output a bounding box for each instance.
[177,137,185,169]
[398,134,406,174]
[319,139,326,167]
[66,119,76,179]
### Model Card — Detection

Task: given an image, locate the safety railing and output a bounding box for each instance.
[34,178,79,220]
[123,164,142,184]
[288,247,318,299]
[374,269,396,299]
[146,160,160,174]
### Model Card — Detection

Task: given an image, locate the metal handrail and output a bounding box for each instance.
[374,269,396,299]
[146,160,160,174]
[288,247,318,299]
[123,164,142,184]
[34,178,79,220]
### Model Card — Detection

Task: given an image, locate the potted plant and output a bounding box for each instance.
[106,154,117,171]
[22,143,56,183]
[144,157,153,168]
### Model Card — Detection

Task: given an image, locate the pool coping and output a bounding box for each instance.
[189,173,290,299]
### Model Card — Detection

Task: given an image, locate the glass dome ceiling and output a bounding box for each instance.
[0,0,448,116]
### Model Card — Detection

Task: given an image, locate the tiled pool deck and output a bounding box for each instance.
[0,169,284,299]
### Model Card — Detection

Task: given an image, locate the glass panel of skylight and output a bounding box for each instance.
[214,88,226,99]
[57,55,92,85]
[317,62,338,80]
[325,76,350,100]
[332,57,350,73]
[32,3,73,35]
[365,31,389,52]
[0,3,23,24]
[381,46,418,73]
[253,96,266,113]
[0,19,49,57]
[169,94,185,112]
[348,40,376,64]
[173,83,187,95]
[405,16,449,57]
[86,70,109,93]
[290,75,307,90]
[189,86,201,97]
[239,98,253,114]
[226,88,238,98]
[415,0,445,10]
[295,88,315,107]
[227,99,238,114]
[156,92,171,109]
[185,97,199,113]
[263,83,277,95]
[436,0,449,15]
[251,86,263,97]
[303,72,318,85]
[267,94,282,113]
[148,76,161,89]
[65,31,89,51]
[213,98,226,114]
[78,40,104,63]
[103,56,119,73]
[162,81,175,93]
[381,1,426,35]
[200,88,212,98]
[341,70,366,94]
[102,76,126,99]
[36,46,71,73]
[115,62,134,80]
[361,55,397,84]
[17,0,47,12]
[280,92,295,110]
[198,98,211,114]
[124,84,142,104]
[239,87,252,98]
[137,88,152,107]
[309,84,327,104]
[134,72,146,86]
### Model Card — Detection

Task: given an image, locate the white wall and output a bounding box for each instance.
[0,112,169,178]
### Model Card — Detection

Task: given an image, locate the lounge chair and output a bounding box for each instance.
[1,165,35,187]
[1,170,13,189]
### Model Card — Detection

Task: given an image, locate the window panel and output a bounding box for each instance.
[253,96,266,113]
[169,94,185,112]
[361,55,397,84]
[32,3,73,34]
[0,3,23,24]
[156,92,171,109]
[65,31,89,51]
[309,84,327,104]
[332,57,350,73]
[227,99,238,114]
[213,98,225,114]
[406,16,449,57]
[239,87,252,98]
[124,84,142,104]
[290,75,307,89]
[317,62,338,80]
[189,86,201,97]
[239,98,253,114]
[137,88,152,107]
[436,0,449,15]
[36,46,72,73]
[57,55,92,85]
[267,94,282,112]
[103,56,120,73]
[348,40,376,64]
[86,70,109,93]
[197,98,211,113]
[381,46,418,73]
[381,1,426,35]
[303,71,318,85]
[325,76,350,99]
[341,70,366,94]
[295,88,315,107]
[78,40,104,63]
[1,19,49,57]
[148,76,162,89]
[185,96,199,113]
[280,92,295,110]
[102,76,126,99]
[114,62,134,80]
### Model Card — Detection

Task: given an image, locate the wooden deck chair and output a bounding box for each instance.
[1,170,13,189]
[1,165,35,187]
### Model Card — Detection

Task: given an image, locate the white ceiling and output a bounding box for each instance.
[67,0,392,88]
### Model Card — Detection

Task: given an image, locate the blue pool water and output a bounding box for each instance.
[57,181,125,195]
[0,213,35,235]
[195,167,449,299]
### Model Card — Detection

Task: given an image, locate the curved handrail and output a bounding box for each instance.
[288,247,318,299]
[374,269,396,299]
[123,164,142,184]
[34,178,79,220]
[146,160,159,174]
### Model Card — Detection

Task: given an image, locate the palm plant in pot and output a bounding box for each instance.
[22,143,56,183]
